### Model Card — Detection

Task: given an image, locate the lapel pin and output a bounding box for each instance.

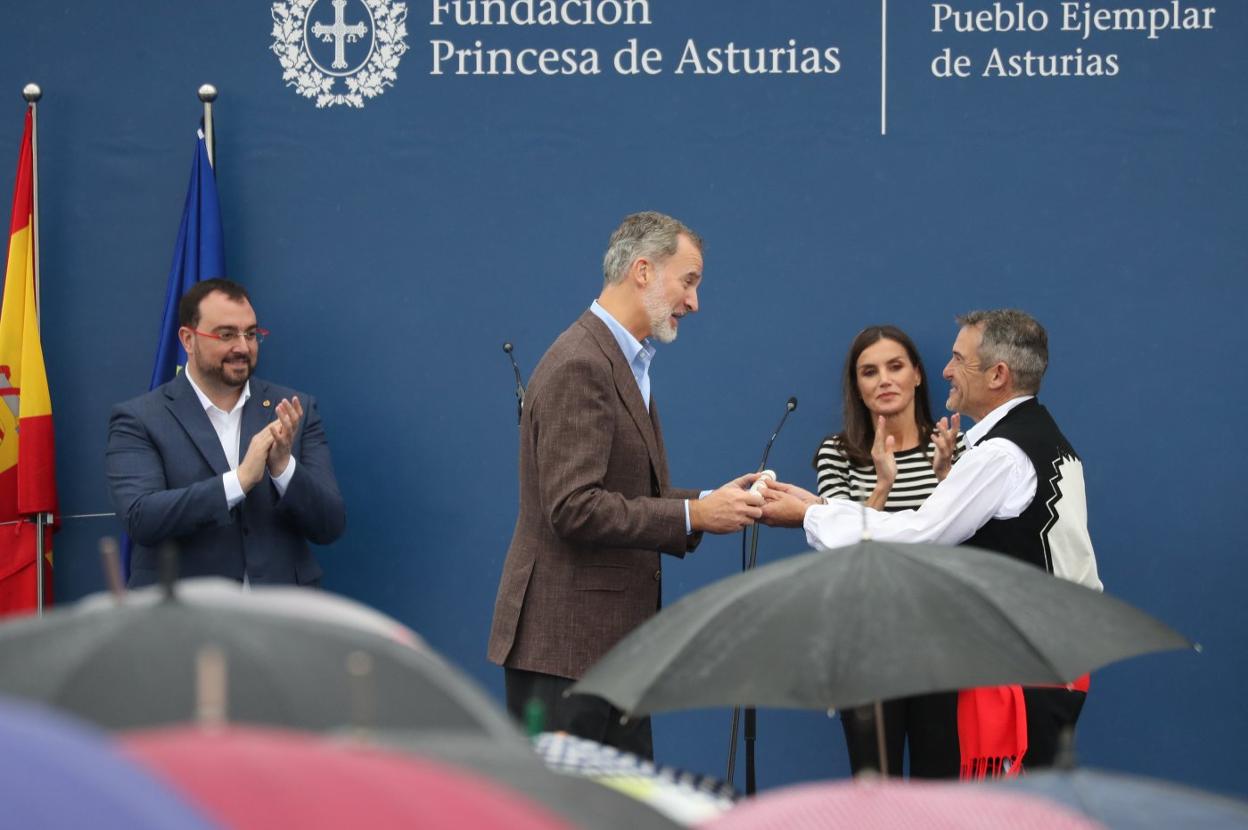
[263,400,272,408]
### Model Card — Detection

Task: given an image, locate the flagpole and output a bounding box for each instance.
[21,83,48,615]
[22,84,40,317]
[199,84,217,169]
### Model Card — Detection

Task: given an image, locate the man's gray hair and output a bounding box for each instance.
[956,309,1049,394]
[602,212,702,286]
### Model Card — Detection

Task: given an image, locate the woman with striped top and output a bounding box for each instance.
[812,324,965,779]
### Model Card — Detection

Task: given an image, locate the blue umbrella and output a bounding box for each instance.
[999,768,1248,829]
[0,696,218,829]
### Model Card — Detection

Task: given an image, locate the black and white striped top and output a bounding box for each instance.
[814,434,967,512]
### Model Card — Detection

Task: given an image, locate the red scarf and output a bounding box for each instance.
[958,675,1090,780]
[958,685,1027,779]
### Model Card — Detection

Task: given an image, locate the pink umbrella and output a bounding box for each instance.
[703,779,1105,830]
[123,725,574,830]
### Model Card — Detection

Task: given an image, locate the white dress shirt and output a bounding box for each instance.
[184,370,295,508]
[804,396,1037,550]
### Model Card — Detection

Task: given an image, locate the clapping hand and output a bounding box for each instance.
[931,413,960,481]
[871,415,897,489]
[267,396,304,478]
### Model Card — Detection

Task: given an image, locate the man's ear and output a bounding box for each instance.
[987,362,1010,391]
[177,326,195,354]
[630,256,652,288]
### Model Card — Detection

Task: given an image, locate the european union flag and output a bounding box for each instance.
[149,126,225,388]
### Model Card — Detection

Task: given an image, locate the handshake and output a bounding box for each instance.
[689,470,822,534]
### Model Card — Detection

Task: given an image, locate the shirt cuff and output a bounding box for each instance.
[271,456,297,496]
[803,503,829,550]
[223,471,245,509]
[685,490,714,534]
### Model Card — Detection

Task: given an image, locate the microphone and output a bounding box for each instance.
[729,393,799,792]
[756,396,798,472]
[503,342,526,426]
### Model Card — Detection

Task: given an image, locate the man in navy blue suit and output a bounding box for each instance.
[106,278,345,587]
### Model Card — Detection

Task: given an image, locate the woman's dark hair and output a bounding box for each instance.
[813,325,937,469]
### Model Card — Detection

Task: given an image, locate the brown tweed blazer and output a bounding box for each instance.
[487,310,702,680]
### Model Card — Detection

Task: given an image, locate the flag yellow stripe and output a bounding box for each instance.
[0,221,51,418]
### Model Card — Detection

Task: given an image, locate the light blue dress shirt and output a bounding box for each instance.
[589,301,655,409]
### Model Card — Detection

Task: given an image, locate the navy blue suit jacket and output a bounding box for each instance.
[105,373,346,586]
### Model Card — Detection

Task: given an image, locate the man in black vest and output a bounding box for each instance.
[762,309,1101,770]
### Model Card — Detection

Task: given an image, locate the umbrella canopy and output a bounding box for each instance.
[703,778,1102,830]
[0,696,217,829]
[75,578,427,650]
[573,541,1192,715]
[123,725,574,830]
[371,731,689,829]
[997,767,1248,828]
[0,589,522,742]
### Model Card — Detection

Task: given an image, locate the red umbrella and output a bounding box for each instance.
[704,778,1105,830]
[122,725,574,830]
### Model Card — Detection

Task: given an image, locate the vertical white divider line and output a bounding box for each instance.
[881,0,888,136]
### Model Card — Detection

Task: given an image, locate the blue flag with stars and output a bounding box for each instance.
[149,126,225,388]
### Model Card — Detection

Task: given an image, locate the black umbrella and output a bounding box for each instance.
[0,586,523,743]
[572,540,1194,716]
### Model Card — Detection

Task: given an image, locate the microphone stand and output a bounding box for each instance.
[726,397,796,796]
[502,342,526,426]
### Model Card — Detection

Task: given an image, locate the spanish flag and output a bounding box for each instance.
[0,108,57,616]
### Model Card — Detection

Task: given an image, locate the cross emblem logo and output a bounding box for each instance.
[271,0,409,108]
[311,0,368,70]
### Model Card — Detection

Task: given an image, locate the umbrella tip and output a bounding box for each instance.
[158,542,180,601]
[195,645,228,729]
[347,650,377,735]
[1053,727,1079,771]
[98,536,126,602]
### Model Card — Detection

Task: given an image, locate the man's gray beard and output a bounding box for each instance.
[643,281,678,344]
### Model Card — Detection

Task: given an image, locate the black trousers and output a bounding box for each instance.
[1021,687,1086,770]
[504,667,654,760]
[840,692,960,779]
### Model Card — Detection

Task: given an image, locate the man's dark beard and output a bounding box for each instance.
[200,356,254,388]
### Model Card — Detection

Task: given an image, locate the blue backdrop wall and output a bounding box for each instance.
[2,0,1244,796]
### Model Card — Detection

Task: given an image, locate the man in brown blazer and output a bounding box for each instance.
[487,212,764,758]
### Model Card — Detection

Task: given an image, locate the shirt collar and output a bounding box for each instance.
[965,395,1034,447]
[185,368,251,416]
[590,301,656,367]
